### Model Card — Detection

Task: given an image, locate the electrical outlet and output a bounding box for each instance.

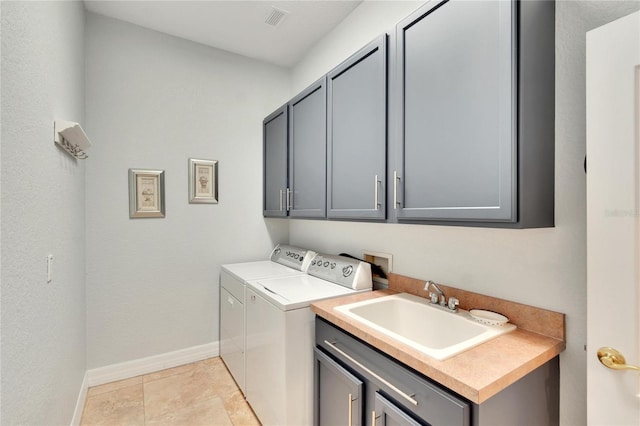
[362,250,393,287]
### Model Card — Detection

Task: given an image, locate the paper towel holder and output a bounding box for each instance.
[54,120,91,159]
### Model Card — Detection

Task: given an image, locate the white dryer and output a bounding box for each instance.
[219,244,315,394]
[245,253,372,426]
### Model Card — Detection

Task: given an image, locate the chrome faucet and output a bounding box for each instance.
[424,280,459,312]
[425,280,445,306]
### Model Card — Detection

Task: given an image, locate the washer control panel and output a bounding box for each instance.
[270,244,316,271]
[308,254,372,290]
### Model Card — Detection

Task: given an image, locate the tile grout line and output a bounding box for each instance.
[80,358,258,425]
[142,376,147,426]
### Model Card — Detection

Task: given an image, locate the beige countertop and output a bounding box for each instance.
[311,286,566,404]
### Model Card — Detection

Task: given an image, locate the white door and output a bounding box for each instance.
[586,10,640,425]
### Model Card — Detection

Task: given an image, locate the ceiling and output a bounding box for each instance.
[84,1,363,68]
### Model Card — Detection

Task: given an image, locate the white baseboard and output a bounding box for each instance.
[70,371,89,426]
[86,341,219,388]
[71,342,219,424]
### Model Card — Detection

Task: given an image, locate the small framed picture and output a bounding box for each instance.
[189,158,218,204]
[128,169,166,218]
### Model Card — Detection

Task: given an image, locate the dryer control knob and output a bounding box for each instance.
[342,265,353,277]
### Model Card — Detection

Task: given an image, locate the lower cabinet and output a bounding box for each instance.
[374,393,422,426]
[315,347,427,426]
[314,317,560,426]
[315,318,470,426]
[314,348,363,426]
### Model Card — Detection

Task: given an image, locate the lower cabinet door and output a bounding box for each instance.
[314,348,363,426]
[373,392,421,426]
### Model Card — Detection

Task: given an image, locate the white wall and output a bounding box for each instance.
[84,13,290,368]
[293,1,423,92]
[290,1,640,425]
[0,1,87,424]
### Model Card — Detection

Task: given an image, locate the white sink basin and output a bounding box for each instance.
[334,293,516,360]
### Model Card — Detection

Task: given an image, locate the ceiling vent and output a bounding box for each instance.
[265,6,289,27]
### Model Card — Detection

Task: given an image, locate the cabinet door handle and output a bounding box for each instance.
[371,410,377,426]
[393,171,400,209]
[286,188,291,211]
[279,189,284,211]
[348,393,353,426]
[324,340,418,406]
[374,175,381,210]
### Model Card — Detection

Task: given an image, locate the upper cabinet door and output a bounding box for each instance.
[289,78,327,218]
[327,35,387,220]
[263,105,289,217]
[392,0,516,222]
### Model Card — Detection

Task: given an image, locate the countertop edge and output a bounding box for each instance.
[311,290,565,404]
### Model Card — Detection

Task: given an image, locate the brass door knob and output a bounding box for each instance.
[597,347,640,372]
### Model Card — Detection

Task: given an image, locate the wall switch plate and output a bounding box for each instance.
[362,250,392,287]
[47,254,54,283]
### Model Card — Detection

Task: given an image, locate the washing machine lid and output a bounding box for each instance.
[221,261,305,282]
[249,275,359,311]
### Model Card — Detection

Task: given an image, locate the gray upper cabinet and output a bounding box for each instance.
[390,0,555,227]
[327,35,387,220]
[263,105,288,217]
[263,0,554,228]
[289,77,327,218]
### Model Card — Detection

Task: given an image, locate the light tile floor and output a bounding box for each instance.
[80,357,260,426]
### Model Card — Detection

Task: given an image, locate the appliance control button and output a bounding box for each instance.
[342,265,353,277]
[323,261,330,267]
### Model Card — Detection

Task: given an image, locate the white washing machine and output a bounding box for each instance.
[220,244,315,394]
[245,253,372,426]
